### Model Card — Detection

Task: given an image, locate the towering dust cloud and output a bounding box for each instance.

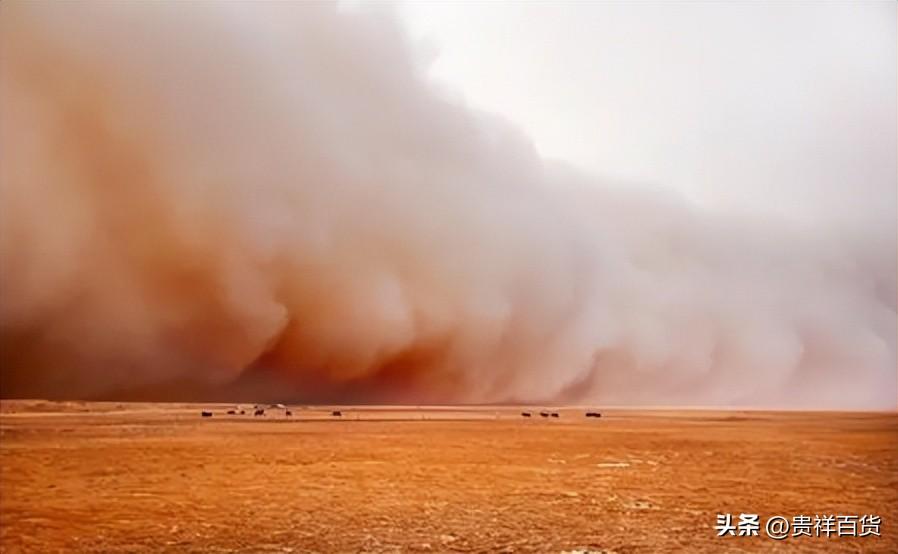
[0,3,895,408]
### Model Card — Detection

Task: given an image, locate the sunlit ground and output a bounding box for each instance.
[1,401,895,553]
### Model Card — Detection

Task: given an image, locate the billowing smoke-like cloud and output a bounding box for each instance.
[0,2,894,408]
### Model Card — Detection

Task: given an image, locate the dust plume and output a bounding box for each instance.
[0,2,894,408]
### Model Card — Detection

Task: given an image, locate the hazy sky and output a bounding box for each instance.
[2,2,895,407]
[390,1,896,229]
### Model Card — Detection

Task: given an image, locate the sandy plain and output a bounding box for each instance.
[0,401,895,553]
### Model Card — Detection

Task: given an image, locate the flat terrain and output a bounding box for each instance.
[1,401,895,553]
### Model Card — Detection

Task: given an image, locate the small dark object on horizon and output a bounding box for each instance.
[226,410,236,415]
[201,411,213,418]
[332,410,342,417]
[239,410,246,415]
[254,409,265,417]
[585,412,602,418]
[539,411,550,418]
[286,410,292,416]
[550,412,559,418]
[521,412,531,417]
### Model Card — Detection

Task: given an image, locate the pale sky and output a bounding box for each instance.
[3,1,895,406]
[376,1,896,230]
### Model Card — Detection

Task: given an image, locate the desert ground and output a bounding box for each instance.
[0,401,895,553]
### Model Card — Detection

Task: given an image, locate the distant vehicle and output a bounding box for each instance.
[254,409,265,417]
[550,412,559,418]
[539,411,550,418]
[201,411,213,418]
[585,412,602,418]
[521,412,532,417]
[332,410,342,417]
